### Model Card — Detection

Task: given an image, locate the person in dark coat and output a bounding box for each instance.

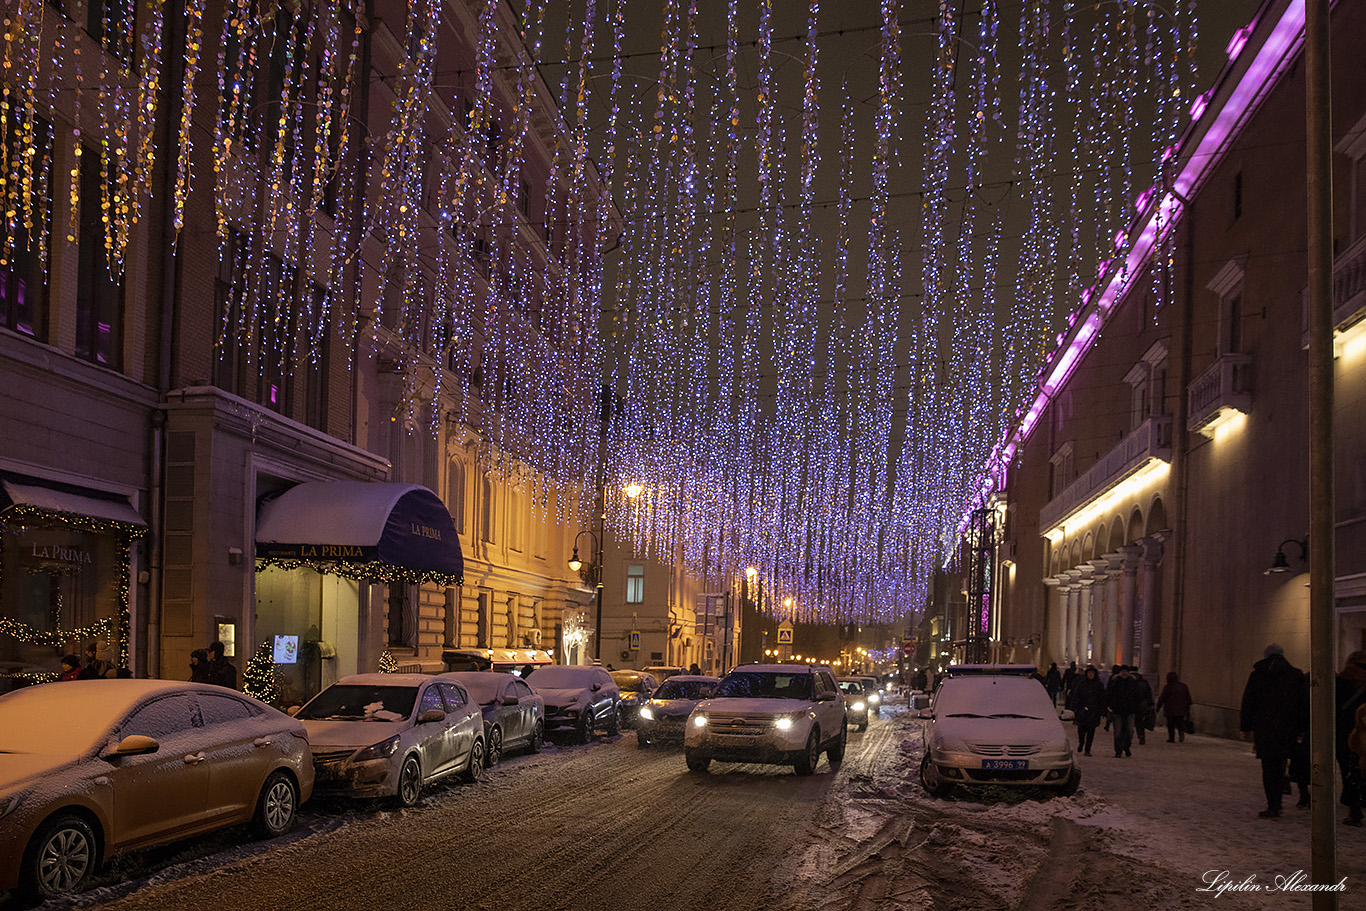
[77,641,112,680]
[1104,665,1143,757]
[1061,661,1077,705]
[1156,671,1193,743]
[205,640,238,689]
[1240,643,1309,818]
[59,654,83,681]
[1336,650,1366,826]
[1067,665,1106,756]
[190,648,213,684]
[1133,671,1155,745]
[1044,663,1062,706]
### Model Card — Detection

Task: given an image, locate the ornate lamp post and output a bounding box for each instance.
[568,528,602,662]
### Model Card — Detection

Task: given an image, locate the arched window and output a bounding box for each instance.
[446,460,466,535]
[481,473,494,542]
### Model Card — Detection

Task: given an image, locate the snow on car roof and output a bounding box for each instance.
[336,673,431,687]
[440,672,506,703]
[735,664,822,674]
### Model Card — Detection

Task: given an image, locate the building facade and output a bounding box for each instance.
[980,0,1366,735]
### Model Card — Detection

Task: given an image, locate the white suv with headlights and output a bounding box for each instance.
[684,664,846,775]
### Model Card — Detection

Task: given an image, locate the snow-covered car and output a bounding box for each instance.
[610,670,659,728]
[0,679,312,900]
[684,664,846,775]
[918,673,1079,797]
[852,675,883,717]
[440,672,544,764]
[836,678,871,731]
[640,665,686,683]
[295,674,484,805]
[635,675,718,747]
[526,665,621,743]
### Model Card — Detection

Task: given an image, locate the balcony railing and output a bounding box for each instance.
[1040,416,1171,532]
[1186,353,1251,435]
[1301,232,1366,346]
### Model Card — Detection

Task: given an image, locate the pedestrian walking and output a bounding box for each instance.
[190,648,213,684]
[1104,665,1143,757]
[59,654,82,681]
[1061,661,1077,705]
[1336,650,1366,827]
[77,641,112,680]
[1239,643,1309,819]
[1067,665,1106,756]
[1156,671,1193,742]
[205,640,238,689]
[1044,662,1062,706]
[1134,670,1155,745]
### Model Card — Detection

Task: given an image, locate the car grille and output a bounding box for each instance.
[311,749,355,765]
[966,743,1041,757]
[964,768,1045,783]
[705,712,778,735]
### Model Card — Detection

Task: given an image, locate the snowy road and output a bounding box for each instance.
[9,703,1364,911]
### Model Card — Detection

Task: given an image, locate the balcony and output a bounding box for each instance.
[1040,417,1171,536]
[1186,353,1251,438]
[1301,232,1366,349]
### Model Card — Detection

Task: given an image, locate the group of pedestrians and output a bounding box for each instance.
[1239,644,1366,825]
[1060,662,1173,758]
[189,640,238,689]
[58,641,128,681]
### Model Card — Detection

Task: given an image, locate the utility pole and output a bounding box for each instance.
[1305,0,1337,904]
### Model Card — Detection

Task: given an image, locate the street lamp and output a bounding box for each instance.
[568,528,603,661]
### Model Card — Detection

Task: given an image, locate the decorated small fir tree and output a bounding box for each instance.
[242,640,279,705]
[378,649,398,673]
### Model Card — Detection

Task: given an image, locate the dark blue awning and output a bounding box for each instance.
[255,482,462,586]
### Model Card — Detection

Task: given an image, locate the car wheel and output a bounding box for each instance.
[462,738,485,783]
[794,729,821,776]
[528,719,544,754]
[396,755,422,806]
[605,704,621,736]
[827,720,848,765]
[685,748,710,773]
[919,752,954,798]
[22,814,97,900]
[578,711,594,744]
[252,770,298,839]
[1058,767,1082,797]
[486,726,503,767]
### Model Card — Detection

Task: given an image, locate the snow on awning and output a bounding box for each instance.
[1,476,148,535]
[255,482,462,586]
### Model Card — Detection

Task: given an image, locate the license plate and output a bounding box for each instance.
[981,759,1028,770]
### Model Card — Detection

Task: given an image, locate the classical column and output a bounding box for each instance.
[1063,568,1084,664]
[1137,536,1166,678]
[1043,576,1063,666]
[1099,553,1125,669]
[1117,545,1142,667]
[1071,565,1095,664]
[1087,558,1112,665]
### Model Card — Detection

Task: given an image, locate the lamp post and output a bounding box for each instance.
[568,527,603,663]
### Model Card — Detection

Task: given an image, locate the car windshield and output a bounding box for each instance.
[295,685,417,722]
[0,692,119,755]
[715,671,814,700]
[935,677,1053,720]
[527,666,593,688]
[450,675,502,705]
[655,679,709,700]
[838,681,863,694]
[611,672,646,691]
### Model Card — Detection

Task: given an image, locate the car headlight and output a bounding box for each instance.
[867,693,880,704]
[0,791,24,820]
[639,707,655,721]
[852,701,866,711]
[692,713,707,727]
[353,735,400,762]
[775,717,794,731]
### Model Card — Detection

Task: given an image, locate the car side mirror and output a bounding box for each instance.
[419,708,446,724]
[106,734,159,759]
[286,705,301,717]
[817,691,835,702]
[503,695,520,706]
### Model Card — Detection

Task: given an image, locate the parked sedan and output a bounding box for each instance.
[440,672,544,765]
[635,675,718,747]
[526,665,620,743]
[837,677,871,731]
[0,679,312,900]
[610,670,659,728]
[918,673,1079,797]
[295,674,484,806]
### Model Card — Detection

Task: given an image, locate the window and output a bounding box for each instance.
[438,683,466,708]
[121,695,201,740]
[1048,442,1074,500]
[510,489,524,552]
[213,228,248,395]
[481,474,494,542]
[447,460,466,535]
[1232,170,1243,223]
[296,284,330,430]
[418,686,444,716]
[1124,341,1169,430]
[1,113,51,340]
[199,693,254,726]
[1336,113,1366,242]
[388,584,415,648]
[258,255,298,413]
[75,149,124,368]
[1208,259,1246,355]
[626,565,644,604]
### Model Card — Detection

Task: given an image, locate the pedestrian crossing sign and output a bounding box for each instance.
[629,630,640,650]
[777,626,793,645]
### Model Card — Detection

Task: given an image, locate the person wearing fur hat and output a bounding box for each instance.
[1240,644,1309,818]
[1336,650,1366,826]
[1156,671,1193,743]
